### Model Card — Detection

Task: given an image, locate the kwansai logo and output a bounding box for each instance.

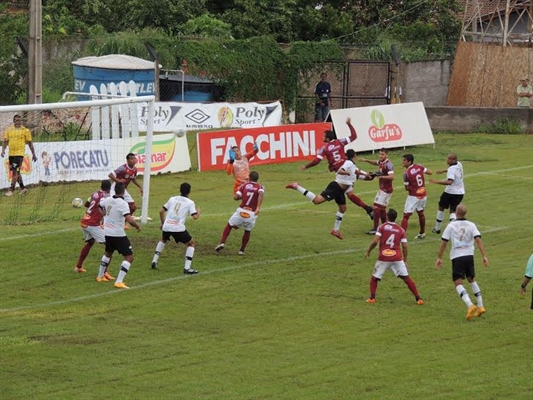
[130,136,176,173]
[368,110,402,142]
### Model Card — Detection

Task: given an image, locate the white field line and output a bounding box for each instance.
[2,164,531,243]
[0,226,508,313]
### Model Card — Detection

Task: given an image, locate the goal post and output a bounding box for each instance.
[0,95,155,225]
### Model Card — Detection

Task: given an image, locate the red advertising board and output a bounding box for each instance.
[197,123,331,171]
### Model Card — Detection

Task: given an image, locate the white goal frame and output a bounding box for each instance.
[0,96,155,224]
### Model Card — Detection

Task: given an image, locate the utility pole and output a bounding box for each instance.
[28,0,42,105]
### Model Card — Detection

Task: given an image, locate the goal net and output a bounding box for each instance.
[0,95,156,226]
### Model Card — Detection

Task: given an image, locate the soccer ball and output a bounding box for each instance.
[72,197,83,208]
[173,129,186,138]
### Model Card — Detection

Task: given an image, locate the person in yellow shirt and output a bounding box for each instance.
[226,143,259,194]
[1,114,37,196]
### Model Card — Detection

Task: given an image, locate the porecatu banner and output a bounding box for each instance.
[0,134,191,190]
[329,102,435,152]
[196,123,331,171]
[137,101,283,132]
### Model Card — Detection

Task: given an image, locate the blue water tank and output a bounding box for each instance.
[72,55,156,96]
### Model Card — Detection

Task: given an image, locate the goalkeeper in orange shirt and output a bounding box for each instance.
[226,143,259,194]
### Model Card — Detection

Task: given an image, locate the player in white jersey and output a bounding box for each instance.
[430,153,465,234]
[151,182,200,274]
[96,182,140,289]
[286,149,369,240]
[435,204,489,320]
[520,254,533,310]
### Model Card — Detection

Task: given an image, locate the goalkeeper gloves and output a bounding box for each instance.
[229,149,236,164]
[253,142,259,151]
[369,171,383,178]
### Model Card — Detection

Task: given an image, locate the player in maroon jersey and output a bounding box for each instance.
[359,148,395,234]
[300,117,373,219]
[401,154,433,239]
[215,171,264,255]
[109,153,143,215]
[74,180,114,280]
[364,208,424,304]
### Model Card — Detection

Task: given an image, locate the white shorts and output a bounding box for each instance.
[228,207,258,231]
[404,195,427,214]
[373,190,392,207]
[82,225,105,243]
[372,260,408,279]
[110,186,134,203]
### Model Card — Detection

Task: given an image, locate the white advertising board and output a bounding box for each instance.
[0,134,190,190]
[329,102,434,152]
[137,101,283,132]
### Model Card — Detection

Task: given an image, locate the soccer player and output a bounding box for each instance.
[226,143,259,194]
[429,153,464,234]
[215,171,264,255]
[74,180,113,278]
[300,117,373,219]
[401,154,432,239]
[96,182,141,289]
[109,153,143,215]
[364,208,424,305]
[435,204,489,320]
[359,148,395,234]
[520,254,533,310]
[1,114,38,196]
[286,149,369,240]
[151,182,200,274]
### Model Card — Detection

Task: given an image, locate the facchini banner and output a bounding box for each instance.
[0,134,191,190]
[196,123,331,171]
[329,102,435,152]
[137,101,283,132]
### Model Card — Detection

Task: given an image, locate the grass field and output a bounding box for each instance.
[1,133,533,399]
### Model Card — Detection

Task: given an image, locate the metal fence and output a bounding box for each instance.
[296,60,390,123]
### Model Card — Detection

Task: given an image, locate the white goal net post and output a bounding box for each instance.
[0,96,155,225]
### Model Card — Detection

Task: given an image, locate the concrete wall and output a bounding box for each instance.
[402,60,451,106]
[425,106,533,133]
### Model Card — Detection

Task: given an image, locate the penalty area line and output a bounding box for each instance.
[0,226,508,314]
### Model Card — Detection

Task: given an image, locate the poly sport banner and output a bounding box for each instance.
[137,101,283,132]
[197,123,331,171]
[0,134,191,190]
[329,102,434,152]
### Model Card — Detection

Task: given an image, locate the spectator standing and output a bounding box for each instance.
[516,78,533,107]
[314,73,332,122]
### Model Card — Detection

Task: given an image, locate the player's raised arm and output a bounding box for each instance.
[346,117,357,142]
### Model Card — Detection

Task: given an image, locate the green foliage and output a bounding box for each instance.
[85,28,176,69]
[175,36,286,102]
[42,3,88,35]
[478,117,524,135]
[179,14,233,39]
[0,7,28,105]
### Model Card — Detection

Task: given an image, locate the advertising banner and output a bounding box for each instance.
[137,101,283,132]
[0,134,191,190]
[197,123,331,171]
[329,102,435,152]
